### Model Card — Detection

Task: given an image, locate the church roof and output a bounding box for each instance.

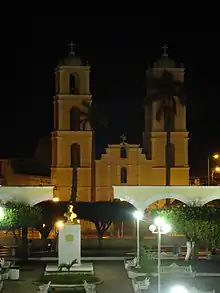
[59,54,83,66]
[59,42,84,66]
[154,54,176,69]
[153,45,176,69]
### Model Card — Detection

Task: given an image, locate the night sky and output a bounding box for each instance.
[2,17,219,176]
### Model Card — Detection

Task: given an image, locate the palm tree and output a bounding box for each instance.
[145,70,186,189]
[80,100,107,202]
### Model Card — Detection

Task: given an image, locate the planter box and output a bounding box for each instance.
[9,267,19,280]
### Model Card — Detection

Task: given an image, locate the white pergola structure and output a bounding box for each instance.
[0,186,54,206]
[113,186,220,213]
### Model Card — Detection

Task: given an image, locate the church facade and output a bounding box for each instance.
[0,48,189,203]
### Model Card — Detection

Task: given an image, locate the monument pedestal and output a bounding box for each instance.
[58,222,81,265]
[45,222,93,275]
[45,263,94,275]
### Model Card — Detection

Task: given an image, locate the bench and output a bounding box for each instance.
[38,281,97,292]
[160,263,195,277]
[131,276,150,293]
[38,281,51,292]
[124,257,137,270]
[190,286,215,293]
[0,259,14,280]
[128,270,147,279]
[84,280,96,292]
[152,251,179,260]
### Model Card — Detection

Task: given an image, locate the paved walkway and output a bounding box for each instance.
[3,267,41,292]
[95,260,133,293]
[3,261,133,292]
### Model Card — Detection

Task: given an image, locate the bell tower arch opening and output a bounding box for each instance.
[71,143,81,168]
[120,146,127,159]
[69,74,78,94]
[70,107,81,131]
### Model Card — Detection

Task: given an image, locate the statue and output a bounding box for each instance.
[64,204,77,223]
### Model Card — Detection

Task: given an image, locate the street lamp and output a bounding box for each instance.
[133,210,143,268]
[208,153,220,185]
[211,166,220,185]
[149,216,171,293]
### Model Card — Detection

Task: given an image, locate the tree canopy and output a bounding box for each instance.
[75,201,136,241]
[155,204,220,245]
[36,200,136,240]
[0,201,42,229]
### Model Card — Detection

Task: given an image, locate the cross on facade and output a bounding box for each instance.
[120,134,127,143]
[162,44,168,56]
[68,42,76,55]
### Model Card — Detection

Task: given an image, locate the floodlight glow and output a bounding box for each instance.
[154,216,165,227]
[55,220,64,229]
[149,224,156,232]
[0,207,4,219]
[133,210,143,220]
[52,197,59,202]
[161,223,172,233]
[170,285,188,293]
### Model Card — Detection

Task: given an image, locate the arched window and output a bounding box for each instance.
[69,74,76,94]
[120,146,127,159]
[70,107,80,131]
[70,143,81,168]
[121,167,127,184]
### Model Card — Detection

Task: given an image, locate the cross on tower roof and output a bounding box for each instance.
[162,44,168,56]
[68,42,76,56]
[120,134,127,143]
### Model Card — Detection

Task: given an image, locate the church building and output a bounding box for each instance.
[0,46,189,204]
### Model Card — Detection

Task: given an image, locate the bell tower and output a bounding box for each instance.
[51,43,92,201]
[144,46,189,185]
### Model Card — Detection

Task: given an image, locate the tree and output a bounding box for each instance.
[0,201,42,259]
[34,200,136,247]
[145,70,186,191]
[35,201,66,242]
[80,100,107,202]
[156,204,220,260]
[0,201,42,230]
[75,201,136,245]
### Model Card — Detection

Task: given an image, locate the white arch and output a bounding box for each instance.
[201,191,220,205]
[113,186,217,213]
[0,186,54,206]
[143,193,189,209]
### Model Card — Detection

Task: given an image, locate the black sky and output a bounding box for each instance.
[1,16,220,176]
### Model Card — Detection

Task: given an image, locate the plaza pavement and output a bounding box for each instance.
[2,260,220,292]
[3,261,133,293]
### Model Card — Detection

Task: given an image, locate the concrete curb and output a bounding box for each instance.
[28,256,126,261]
[196,273,220,277]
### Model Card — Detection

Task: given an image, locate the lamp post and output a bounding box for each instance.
[211,166,220,185]
[133,210,143,268]
[208,153,220,185]
[149,217,171,293]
